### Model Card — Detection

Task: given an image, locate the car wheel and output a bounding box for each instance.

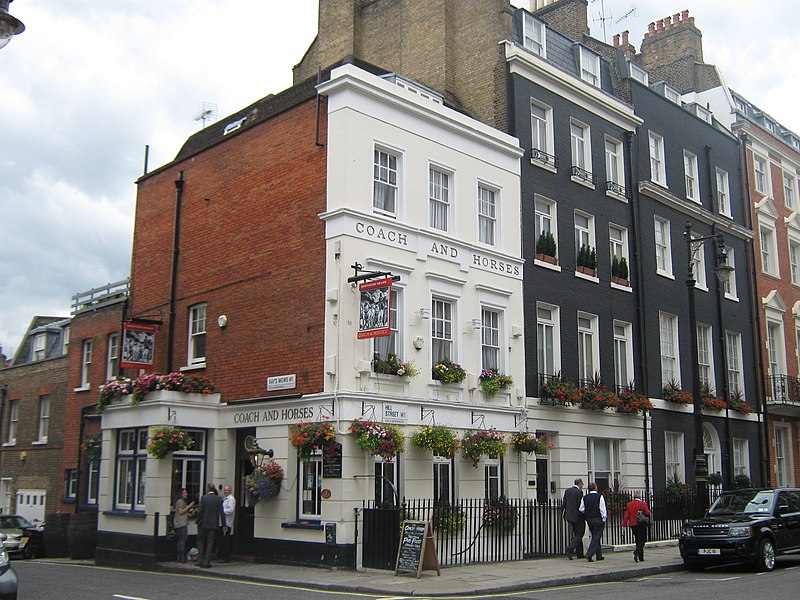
[683,559,704,572]
[754,537,775,572]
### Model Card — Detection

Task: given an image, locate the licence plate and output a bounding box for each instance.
[698,548,720,555]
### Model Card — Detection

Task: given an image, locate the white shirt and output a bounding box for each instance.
[578,491,607,522]
[222,493,236,530]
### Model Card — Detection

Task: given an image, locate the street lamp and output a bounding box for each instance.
[0,0,24,50]
[684,222,733,518]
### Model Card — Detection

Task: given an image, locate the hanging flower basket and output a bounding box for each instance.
[373,353,419,378]
[510,432,551,454]
[83,433,102,465]
[348,420,405,461]
[289,420,336,460]
[461,428,506,467]
[412,425,460,458]
[244,461,284,502]
[478,369,513,397]
[616,389,654,415]
[432,358,467,384]
[147,426,193,459]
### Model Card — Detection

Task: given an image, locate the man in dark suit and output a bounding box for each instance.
[196,483,225,568]
[579,481,607,562]
[562,478,585,559]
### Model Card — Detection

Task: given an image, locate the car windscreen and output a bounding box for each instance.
[708,491,774,515]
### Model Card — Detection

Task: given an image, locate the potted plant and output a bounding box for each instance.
[348,420,405,461]
[482,496,518,532]
[372,352,419,378]
[576,244,597,276]
[147,426,193,459]
[478,369,513,397]
[539,374,581,406]
[432,358,467,384]
[666,476,694,511]
[611,255,630,286]
[412,425,460,458]
[244,461,284,502]
[83,433,102,465]
[616,388,654,415]
[289,420,337,460]
[662,379,693,405]
[734,474,752,488]
[535,230,558,264]
[461,428,506,467]
[510,432,551,454]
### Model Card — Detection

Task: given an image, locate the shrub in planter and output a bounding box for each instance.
[147,426,193,459]
[372,352,419,378]
[540,375,580,406]
[616,388,654,414]
[734,474,752,489]
[535,230,557,260]
[701,388,728,411]
[662,379,693,405]
[578,383,618,410]
[482,497,518,532]
[510,432,551,454]
[432,504,465,533]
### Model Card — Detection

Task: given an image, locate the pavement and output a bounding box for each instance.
[154,540,686,597]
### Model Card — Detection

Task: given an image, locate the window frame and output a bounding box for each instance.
[587,438,621,492]
[683,150,700,202]
[577,312,599,382]
[691,235,708,291]
[375,457,400,507]
[654,216,673,277]
[65,469,78,500]
[484,460,502,503]
[33,333,46,361]
[609,223,629,282]
[534,196,558,260]
[428,164,452,232]
[299,452,323,519]
[537,303,561,378]
[373,145,401,218]
[732,438,750,478]
[725,330,744,396]
[760,222,779,276]
[784,171,797,210]
[188,303,207,366]
[5,400,18,445]
[36,395,50,444]
[716,168,731,217]
[114,427,148,511]
[613,320,633,389]
[604,136,625,197]
[574,211,595,267]
[106,332,120,381]
[665,431,686,483]
[433,456,454,506]
[696,323,714,391]
[530,99,554,163]
[766,319,787,376]
[723,246,738,300]
[80,339,93,388]
[431,296,456,368]
[579,46,600,87]
[477,182,498,247]
[570,119,592,178]
[522,13,546,57]
[753,153,769,196]
[374,287,402,364]
[659,312,680,387]
[481,306,502,373]
[649,132,666,186]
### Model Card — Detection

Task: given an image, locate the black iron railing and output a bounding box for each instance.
[767,374,800,406]
[571,165,596,185]
[606,180,627,198]
[530,148,558,168]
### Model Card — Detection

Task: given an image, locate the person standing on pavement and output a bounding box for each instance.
[622,494,652,562]
[197,483,225,568]
[173,488,196,562]
[579,482,606,562]
[562,478,585,559]
[220,484,236,563]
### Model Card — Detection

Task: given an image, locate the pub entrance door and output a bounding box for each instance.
[234,428,256,556]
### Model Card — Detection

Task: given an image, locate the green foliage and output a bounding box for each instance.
[432,358,467,384]
[734,474,752,489]
[461,429,506,467]
[612,255,629,280]
[412,425,460,458]
[536,230,557,257]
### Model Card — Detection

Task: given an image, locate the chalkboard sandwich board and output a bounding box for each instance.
[395,520,440,578]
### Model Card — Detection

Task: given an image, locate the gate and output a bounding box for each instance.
[362,506,401,570]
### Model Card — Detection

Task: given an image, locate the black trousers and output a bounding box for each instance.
[201,528,219,567]
[585,518,605,560]
[219,529,232,561]
[566,519,585,557]
[632,524,648,559]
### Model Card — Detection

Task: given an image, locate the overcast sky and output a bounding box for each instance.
[1,0,797,358]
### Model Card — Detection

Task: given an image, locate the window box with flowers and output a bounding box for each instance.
[666,477,694,511]
[579,382,618,410]
[616,388,654,415]
[289,420,337,460]
[482,497,518,533]
[701,389,728,412]
[412,425,460,458]
[244,461,284,502]
[662,380,693,405]
[729,392,753,415]
[147,426,193,459]
[372,353,419,378]
[539,375,580,406]
[432,358,467,384]
[83,433,102,465]
[348,420,405,462]
[478,369,513,397]
[461,428,506,467]
[97,372,214,413]
[510,432,552,454]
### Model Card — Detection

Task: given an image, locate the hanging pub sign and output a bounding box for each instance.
[120,322,157,369]
[357,276,393,339]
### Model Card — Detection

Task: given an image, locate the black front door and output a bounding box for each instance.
[536,457,549,503]
[234,428,255,555]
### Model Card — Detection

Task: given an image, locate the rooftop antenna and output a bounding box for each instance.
[193,102,218,128]
[616,7,637,25]
[590,0,613,43]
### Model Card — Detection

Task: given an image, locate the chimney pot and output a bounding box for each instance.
[648,22,656,33]
[682,9,690,21]
[613,33,620,47]
[622,30,629,45]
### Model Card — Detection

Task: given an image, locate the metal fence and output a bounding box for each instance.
[362,489,719,570]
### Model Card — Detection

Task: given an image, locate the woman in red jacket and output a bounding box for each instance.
[622,495,652,562]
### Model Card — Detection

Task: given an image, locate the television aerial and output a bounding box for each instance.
[193,102,218,128]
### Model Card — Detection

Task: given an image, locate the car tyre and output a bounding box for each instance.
[753,537,775,572]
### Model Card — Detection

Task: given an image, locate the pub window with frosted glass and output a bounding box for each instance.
[301,452,323,517]
[115,428,148,510]
[170,430,206,503]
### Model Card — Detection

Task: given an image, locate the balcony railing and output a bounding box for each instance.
[766,374,800,407]
[530,148,558,168]
[605,180,627,198]
[71,278,130,315]
[571,165,596,185]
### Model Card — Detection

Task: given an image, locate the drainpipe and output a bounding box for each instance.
[166,171,185,373]
[625,130,650,493]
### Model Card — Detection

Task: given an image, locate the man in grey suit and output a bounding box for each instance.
[562,478,585,559]
[196,483,225,568]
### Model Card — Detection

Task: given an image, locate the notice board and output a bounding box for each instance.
[395,520,440,578]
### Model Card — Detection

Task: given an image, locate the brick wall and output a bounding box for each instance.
[128,98,328,402]
[0,357,68,517]
[531,0,589,42]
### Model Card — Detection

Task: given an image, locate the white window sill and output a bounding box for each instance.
[656,270,675,281]
[574,270,599,283]
[530,158,557,174]
[179,363,206,372]
[606,190,628,203]
[74,385,91,392]
[2,442,16,447]
[32,440,47,446]
[570,176,595,190]
[694,284,709,293]
[610,281,633,293]
[725,293,740,303]
[534,258,561,272]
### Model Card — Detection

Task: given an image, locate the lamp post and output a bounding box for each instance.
[0,0,24,50]
[684,222,733,518]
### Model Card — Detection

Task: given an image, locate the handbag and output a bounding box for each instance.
[636,509,650,526]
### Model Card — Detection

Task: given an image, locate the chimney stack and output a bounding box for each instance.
[640,9,703,73]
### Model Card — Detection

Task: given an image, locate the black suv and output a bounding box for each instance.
[679,488,800,571]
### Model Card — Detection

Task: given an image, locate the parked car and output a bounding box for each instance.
[0,536,18,600]
[679,487,800,572]
[0,515,42,559]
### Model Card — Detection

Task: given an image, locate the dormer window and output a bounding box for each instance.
[628,61,648,85]
[664,85,681,104]
[33,333,46,361]
[695,105,712,124]
[579,46,600,87]
[523,13,546,57]
[223,117,246,136]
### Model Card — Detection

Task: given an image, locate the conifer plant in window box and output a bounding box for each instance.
[535,230,558,265]
[576,244,597,277]
[611,255,630,286]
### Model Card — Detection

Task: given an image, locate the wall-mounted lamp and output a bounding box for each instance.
[248,442,274,468]
[417,308,430,320]
[217,315,228,328]
[0,1,25,51]
[471,318,482,330]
